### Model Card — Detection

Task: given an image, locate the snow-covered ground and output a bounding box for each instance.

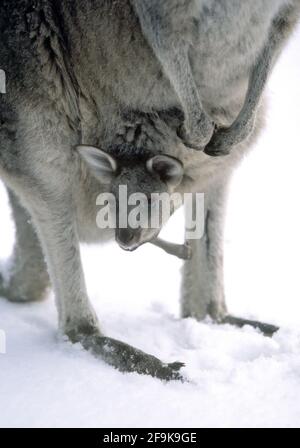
[1,27,300,429]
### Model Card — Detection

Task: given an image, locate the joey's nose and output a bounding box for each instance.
[116,228,136,248]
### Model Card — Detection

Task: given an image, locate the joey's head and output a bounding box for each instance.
[77,144,184,251]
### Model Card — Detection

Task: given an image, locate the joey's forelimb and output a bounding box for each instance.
[151,238,192,260]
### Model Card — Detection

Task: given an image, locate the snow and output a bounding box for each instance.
[1,27,300,429]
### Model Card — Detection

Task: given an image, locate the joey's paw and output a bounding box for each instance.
[184,243,192,260]
[67,329,185,381]
[178,113,215,150]
[178,243,192,260]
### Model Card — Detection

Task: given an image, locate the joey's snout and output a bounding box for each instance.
[115,226,160,252]
[115,227,141,251]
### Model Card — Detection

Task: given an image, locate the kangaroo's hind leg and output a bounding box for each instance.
[0,189,49,302]
[181,182,228,322]
[181,179,279,337]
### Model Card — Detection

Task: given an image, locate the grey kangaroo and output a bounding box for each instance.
[0,1,299,381]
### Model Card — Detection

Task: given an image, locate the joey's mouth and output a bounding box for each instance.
[115,229,160,252]
[117,242,139,252]
[115,228,141,252]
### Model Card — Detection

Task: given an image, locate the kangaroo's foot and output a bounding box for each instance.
[0,191,50,303]
[67,327,185,382]
[0,263,49,303]
[221,314,279,337]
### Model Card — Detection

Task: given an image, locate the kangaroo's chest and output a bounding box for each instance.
[71,0,286,142]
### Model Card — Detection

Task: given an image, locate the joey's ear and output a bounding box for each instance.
[77,145,117,181]
[146,155,183,187]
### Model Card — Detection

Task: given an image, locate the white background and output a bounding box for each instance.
[0,26,300,428]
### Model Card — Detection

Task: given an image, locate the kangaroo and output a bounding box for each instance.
[0,0,299,380]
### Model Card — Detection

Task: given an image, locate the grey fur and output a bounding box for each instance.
[0,190,49,303]
[181,180,228,321]
[204,1,300,156]
[131,0,215,150]
[0,0,299,379]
